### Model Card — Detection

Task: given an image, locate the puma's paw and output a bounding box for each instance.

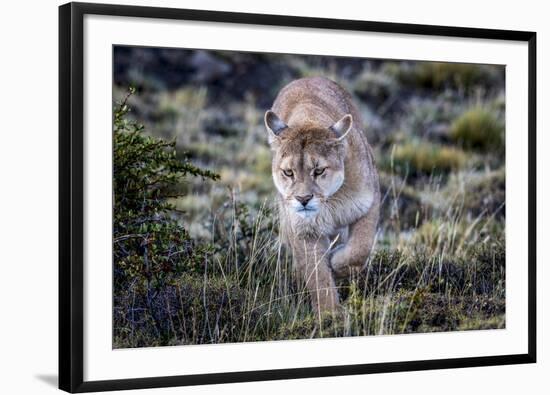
[329,246,349,278]
[330,246,363,279]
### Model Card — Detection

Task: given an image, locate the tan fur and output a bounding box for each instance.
[265,77,380,313]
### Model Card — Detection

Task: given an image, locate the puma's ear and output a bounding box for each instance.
[329,114,353,141]
[264,110,288,144]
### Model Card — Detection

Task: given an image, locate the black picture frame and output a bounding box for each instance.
[59,2,537,393]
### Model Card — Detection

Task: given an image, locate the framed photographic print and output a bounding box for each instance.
[59,2,537,392]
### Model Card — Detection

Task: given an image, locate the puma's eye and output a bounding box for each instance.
[313,167,326,176]
[282,169,294,177]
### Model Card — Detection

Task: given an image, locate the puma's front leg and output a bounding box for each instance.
[291,236,340,314]
[331,200,380,279]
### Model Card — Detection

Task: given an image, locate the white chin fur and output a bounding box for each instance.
[294,208,318,219]
[290,198,319,219]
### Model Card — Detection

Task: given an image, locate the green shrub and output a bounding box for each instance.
[113,88,220,341]
[450,107,504,152]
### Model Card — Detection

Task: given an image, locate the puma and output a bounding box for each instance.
[264,76,380,313]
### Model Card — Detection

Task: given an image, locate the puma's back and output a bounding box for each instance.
[272,77,361,130]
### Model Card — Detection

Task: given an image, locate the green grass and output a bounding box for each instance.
[386,141,467,177]
[398,62,499,91]
[114,195,505,346]
[450,107,504,152]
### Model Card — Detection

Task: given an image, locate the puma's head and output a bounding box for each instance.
[265,110,352,219]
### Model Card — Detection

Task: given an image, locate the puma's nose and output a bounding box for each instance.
[295,194,313,207]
